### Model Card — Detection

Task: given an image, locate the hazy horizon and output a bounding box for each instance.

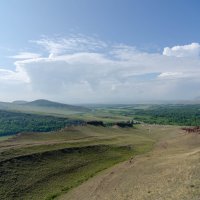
[1,97,200,106]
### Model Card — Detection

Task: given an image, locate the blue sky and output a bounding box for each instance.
[0,0,200,103]
[0,0,200,52]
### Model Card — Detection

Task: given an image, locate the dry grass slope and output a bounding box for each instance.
[59,127,200,200]
[0,125,159,200]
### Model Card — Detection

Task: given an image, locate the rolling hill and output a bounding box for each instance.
[0,99,90,116]
[25,99,90,111]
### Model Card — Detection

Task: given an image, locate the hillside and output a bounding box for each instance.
[0,124,163,200]
[59,126,200,200]
[0,110,84,136]
[26,99,89,111]
[0,99,90,116]
[0,125,199,200]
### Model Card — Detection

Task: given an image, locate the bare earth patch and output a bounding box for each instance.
[59,132,200,200]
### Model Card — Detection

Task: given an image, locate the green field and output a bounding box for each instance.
[83,104,200,126]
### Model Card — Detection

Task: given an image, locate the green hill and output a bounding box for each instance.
[0,99,90,116]
[26,99,90,112]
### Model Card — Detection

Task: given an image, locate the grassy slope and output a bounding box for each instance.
[0,100,90,117]
[0,125,163,200]
[61,128,200,200]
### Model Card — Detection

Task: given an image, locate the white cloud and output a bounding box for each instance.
[0,67,29,82]
[163,43,200,58]
[0,39,200,103]
[10,52,41,60]
[32,35,108,57]
[158,72,184,79]
[110,44,139,60]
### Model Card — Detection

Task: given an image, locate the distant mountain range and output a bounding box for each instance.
[0,98,200,117]
[12,100,28,104]
[0,99,90,116]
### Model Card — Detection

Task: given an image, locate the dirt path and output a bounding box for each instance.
[58,132,200,200]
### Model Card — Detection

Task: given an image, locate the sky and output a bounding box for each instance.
[0,0,200,103]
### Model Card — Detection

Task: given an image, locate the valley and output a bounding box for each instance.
[0,101,199,200]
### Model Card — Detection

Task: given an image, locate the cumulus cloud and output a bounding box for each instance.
[0,39,200,103]
[163,43,200,58]
[0,67,29,82]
